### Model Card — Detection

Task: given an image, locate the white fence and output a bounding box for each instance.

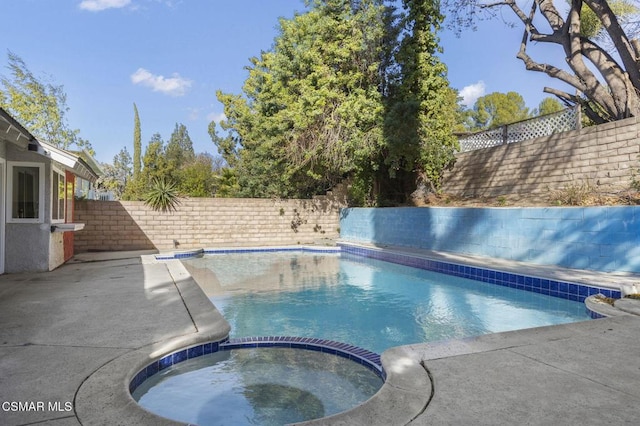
[457,107,580,152]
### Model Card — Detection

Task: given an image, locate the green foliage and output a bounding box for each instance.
[165,123,195,178]
[215,168,241,198]
[469,91,532,130]
[177,153,217,197]
[215,0,387,198]
[141,133,170,185]
[0,51,91,151]
[122,133,168,200]
[143,178,181,213]
[121,121,223,200]
[577,0,638,38]
[384,0,459,191]
[133,103,142,179]
[213,0,459,203]
[97,147,132,199]
[121,177,146,201]
[535,97,564,116]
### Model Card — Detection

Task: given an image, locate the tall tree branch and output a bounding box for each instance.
[583,0,640,89]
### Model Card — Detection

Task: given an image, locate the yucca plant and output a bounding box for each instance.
[144,178,181,212]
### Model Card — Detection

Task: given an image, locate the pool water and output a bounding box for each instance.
[132,347,382,426]
[183,251,591,354]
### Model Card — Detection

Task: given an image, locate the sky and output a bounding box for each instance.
[0,0,571,165]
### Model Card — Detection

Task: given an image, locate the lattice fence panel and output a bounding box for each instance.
[458,107,579,152]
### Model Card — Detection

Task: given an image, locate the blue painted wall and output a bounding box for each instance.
[339,207,640,273]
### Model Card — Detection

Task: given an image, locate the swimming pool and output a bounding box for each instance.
[182,249,593,354]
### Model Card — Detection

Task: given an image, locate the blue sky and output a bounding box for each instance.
[0,0,568,164]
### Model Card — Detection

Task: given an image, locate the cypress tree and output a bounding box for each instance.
[133,103,142,179]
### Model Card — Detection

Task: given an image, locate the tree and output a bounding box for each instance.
[123,132,168,200]
[215,168,241,198]
[178,153,218,197]
[140,133,170,185]
[0,51,92,151]
[165,122,195,179]
[468,91,532,130]
[535,97,565,116]
[384,0,459,193]
[97,147,132,199]
[577,0,639,41]
[133,103,141,180]
[213,0,458,203]
[444,0,640,124]
[214,0,388,198]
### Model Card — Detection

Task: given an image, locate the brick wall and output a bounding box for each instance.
[74,197,343,252]
[443,116,640,199]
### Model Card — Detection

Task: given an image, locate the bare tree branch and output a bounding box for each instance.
[450,0,640,122]
[543,87,608,123]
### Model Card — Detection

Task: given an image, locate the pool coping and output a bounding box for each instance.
[154,245,340,260]
[129,336,385,398]
[74,259,232,426]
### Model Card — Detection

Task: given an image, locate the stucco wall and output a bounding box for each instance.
[443,116,640,199]
[339,206,640,273]
[3,144,58,273]
[74,197,343,252]
[5,223,50,273]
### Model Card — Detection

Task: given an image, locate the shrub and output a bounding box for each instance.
[144,178,181,213]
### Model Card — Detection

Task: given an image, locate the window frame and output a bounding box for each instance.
[51,166,66,224]
[7,161,45,224]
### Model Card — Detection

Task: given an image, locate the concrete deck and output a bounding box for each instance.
[1,250,639,425]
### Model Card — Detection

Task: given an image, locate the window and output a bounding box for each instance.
[65,177,74,223]
[52,168,66,223]
[8,162,45,223]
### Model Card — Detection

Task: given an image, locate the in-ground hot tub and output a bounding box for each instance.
[130,337,384,425]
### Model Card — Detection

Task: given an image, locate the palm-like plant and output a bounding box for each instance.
[144,178,181,212]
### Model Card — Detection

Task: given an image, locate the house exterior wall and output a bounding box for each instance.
[5,223,50,272]
[3,144,53,273]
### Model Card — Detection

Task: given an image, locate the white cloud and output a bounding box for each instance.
[79,0,131,11]
[130,68,192,97]
[207,112,226,124]
[459,81,486,107]
[187,108,200,121]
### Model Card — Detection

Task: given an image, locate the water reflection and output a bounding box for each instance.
[183,252,591,354]
[182,252,341,296]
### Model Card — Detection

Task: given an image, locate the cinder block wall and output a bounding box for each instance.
[74,197,343,252]
[340,206,640,273]
[443,116,640,198]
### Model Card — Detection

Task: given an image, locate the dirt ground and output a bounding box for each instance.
[417,189,640,208]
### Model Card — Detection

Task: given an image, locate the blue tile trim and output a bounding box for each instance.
[129,336,384,395]
[585,306,607,319]
[155,246,340,260]
[338,243,621,304]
